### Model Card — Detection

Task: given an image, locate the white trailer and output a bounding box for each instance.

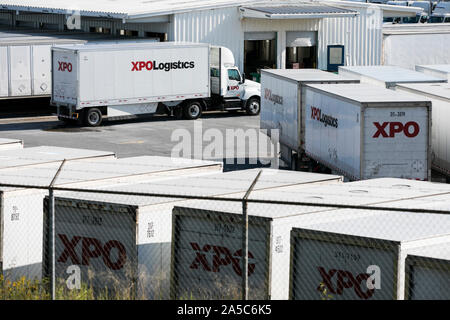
[0,155,222,281]
[0,30,152,99]
[304,83,432,181]
[0,138,23,151]
[338,65,446,88]
[170,178,450,300]
[260,69,359,169]
[405,242,450,300]
[46,169,342,299]
[415,64,450,81]
[0,146,115,169]
[394,83,450,179]
[51,42,261,126]
[290,209,450,300]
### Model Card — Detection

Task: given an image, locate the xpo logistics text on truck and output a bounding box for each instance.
[51,42,261,126]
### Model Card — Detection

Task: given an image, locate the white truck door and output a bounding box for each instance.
[224,68,245,99]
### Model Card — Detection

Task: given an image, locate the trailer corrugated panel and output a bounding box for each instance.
[260,69,359,157]
[304,83,431,181]
[0,31,158,99]
[0,155,222,281]
[0,138,23,151]
[47,169,342,299]
[415,64,450,81]
[52,42,210,109]
[338,65,446,88]
[395,83,450,177]
[290,210,450,300]
[170,178,450,300]
[405,242,450,300]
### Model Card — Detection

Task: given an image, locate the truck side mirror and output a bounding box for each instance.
[241,73,246,84]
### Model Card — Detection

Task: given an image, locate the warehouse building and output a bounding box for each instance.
[0,0,421,76]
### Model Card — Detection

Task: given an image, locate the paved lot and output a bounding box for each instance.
[0,111,279,171]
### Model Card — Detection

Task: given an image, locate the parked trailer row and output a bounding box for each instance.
[260,69,359,170]
[51,42,261,126]
[0,154,222,280]
[338,65,446,89]
[415,64,450,81]
[46,169,343,299]
[0,138,23,150]
[170,178,450,300]
[0,30,158,99]
[395,83,450,178]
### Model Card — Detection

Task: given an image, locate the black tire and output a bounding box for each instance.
[83,108,103,127]
[183,101,203,120]
[246,97,260,116]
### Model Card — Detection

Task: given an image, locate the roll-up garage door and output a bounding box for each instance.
[286,31,317,47]
[244,31,277,41]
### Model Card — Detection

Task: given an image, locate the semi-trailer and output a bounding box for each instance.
[51,42,261,126]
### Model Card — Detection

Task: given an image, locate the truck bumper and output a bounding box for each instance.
[57,105,80,120]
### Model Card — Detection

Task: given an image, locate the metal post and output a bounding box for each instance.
[48,187,56,300]
[242,199,248,300]
[48,160,66,300]
[242,170,262,300]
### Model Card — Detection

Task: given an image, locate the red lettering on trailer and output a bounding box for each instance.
[189,242,255,276]
[317,266,374,299]
[58,62,72,72]
[373,121,420,138]
[57,234,127,271]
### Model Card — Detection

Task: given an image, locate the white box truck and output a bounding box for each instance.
[290,210,450,300]
[0,30,155,99]
[0,155,222,281]
[395,83,450,180]
[170,178,450,300]
[0,138,23,151]
[51,42,261,126]
[304,83,432,181]
[260,69,359,170]
[415,64,450,81]
[338,65,446,89]
[405,242,450,300]
[46,169,342,299]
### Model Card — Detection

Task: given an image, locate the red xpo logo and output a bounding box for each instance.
[57,234,127,271]
[373,121,420,138]
[189,242,255,276]
[131,60,195,72]
[58,62,72,72]
[317,267,377,299]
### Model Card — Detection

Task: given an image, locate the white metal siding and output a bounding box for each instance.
[172,5,382,71]
[0,46,8,97]
[9,46,32,96]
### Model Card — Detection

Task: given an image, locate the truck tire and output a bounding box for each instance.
[246,97,260,116]
[84,108,103,127]
[183,101,202,120]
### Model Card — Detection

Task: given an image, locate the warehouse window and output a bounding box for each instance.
[145,32,166,42]
[118,29,138,37]
[285,31,318,69]
[244,32,277,82]
[90,27,111,34]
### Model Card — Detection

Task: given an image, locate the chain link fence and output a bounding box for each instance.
[1,164,450,300]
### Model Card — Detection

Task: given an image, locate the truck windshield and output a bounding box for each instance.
[228,69,241,82]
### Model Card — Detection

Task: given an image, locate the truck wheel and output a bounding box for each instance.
[84,108,103,127]
[184,101,202,120]
[246,97,260,116]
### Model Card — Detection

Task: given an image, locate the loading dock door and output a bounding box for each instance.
[244,32,277,82]
[286,31,317,69]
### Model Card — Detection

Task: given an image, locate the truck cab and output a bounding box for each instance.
[429,2,450,23]
[209,46,261,115]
